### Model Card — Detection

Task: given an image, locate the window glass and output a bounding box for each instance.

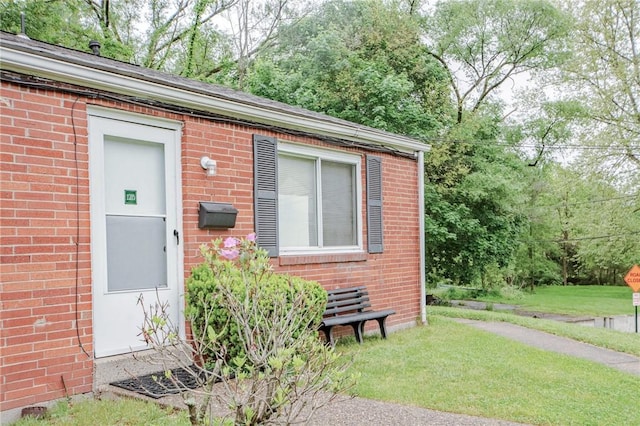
[322,161,356,246]
[278,155,317,247]
[106,215,167,291]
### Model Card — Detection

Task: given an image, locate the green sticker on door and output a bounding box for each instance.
[124,189,137,205]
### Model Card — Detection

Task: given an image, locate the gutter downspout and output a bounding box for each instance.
[418,150,427,325]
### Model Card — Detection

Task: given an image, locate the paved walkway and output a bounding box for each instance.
[454,319,640,376]
[305,396,527,425]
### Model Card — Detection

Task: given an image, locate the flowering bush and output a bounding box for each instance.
[181,234,355,425]
[139,233,354,425]
[185,233,327,367]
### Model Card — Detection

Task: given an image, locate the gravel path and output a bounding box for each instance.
[100,378,528,425]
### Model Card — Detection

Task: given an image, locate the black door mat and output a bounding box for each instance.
[110,366,210,399]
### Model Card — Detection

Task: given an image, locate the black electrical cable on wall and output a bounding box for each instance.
[71,97,91,359]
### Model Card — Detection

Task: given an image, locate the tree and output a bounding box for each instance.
[557,0,640,188]
[424,113,528,287]
[213,0,311,89]
[567,167,640,285]
[421,0,570,287]
[0,0,294,82]
[0,0,135,60]
[423,0,571,124]
[511,167,564,289]
[246,0,451,139]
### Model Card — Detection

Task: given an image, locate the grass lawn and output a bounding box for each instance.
[478,285,634,316]
[344,316,640,426]
[13,397,190,426]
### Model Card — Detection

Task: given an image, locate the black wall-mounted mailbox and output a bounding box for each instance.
[198,202,238,229]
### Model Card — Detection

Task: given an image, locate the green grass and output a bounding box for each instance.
[478,285,634,316]
[343,317,640,426]
[13,397,189,426]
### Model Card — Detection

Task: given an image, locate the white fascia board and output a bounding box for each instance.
[1,46,429,155]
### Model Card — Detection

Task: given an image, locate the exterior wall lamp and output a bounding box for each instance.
[200,156,217,176]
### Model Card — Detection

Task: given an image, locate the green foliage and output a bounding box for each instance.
[425,114,528,287]
[0,0,135,61]
[185,235,326,368]
[424,0,571,123]
[510,163,640,287]
[183,235,354,425]
[558,0,640,185]
[139,235,352,425]
[246,0,451,140]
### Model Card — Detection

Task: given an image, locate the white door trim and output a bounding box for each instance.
[87,106,184,358]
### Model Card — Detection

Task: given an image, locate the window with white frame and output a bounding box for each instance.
[253,134,383,257]
[277,145,361,252]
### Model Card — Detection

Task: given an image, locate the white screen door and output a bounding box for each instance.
[89,109,182,358]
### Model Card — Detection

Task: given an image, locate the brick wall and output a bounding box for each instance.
[1,82,93,411]
[1,78,422,412]
[180,124,422,334]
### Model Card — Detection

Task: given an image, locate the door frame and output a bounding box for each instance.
[87,106,184,358]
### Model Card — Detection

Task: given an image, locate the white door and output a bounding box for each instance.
[88,108,183,358]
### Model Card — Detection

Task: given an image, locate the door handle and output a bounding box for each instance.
[173,229,180,245]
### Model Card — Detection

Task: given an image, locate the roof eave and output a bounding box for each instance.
[0,42,429,155]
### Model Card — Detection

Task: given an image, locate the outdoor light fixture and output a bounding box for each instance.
[200,156,217,177]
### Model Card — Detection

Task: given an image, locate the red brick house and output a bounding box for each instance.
[0,31,427,418]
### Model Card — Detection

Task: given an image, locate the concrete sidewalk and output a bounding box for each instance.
[454,318,640,376]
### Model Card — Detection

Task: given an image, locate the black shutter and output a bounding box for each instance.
[253,134,278,257]
[366,155,383,253]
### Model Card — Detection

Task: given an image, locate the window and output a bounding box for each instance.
[278,145,360,252]
[254,134,383,257]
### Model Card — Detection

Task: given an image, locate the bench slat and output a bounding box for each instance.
[321,309,396,327]
[324,302,371,316]
[326,296,370,308]
[327,291,369,300]
[326,286,366,296]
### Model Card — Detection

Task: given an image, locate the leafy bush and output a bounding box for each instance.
[185,235,327,368]
[488,285,526,300]
[140,234,353,425]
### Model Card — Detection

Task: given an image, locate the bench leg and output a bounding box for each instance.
[322,326,336,347]
[351,322,364,344]
[376,317,389,339]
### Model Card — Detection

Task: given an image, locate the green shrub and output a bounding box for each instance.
[491,285,526,300]
[185,235,327,368]
[140,235,352,425]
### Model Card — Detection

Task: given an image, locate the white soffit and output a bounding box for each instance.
[0,42,428,155]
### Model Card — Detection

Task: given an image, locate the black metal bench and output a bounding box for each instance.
[319,286,395,346]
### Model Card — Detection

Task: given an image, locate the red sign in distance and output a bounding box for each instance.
[624,265,640,292]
